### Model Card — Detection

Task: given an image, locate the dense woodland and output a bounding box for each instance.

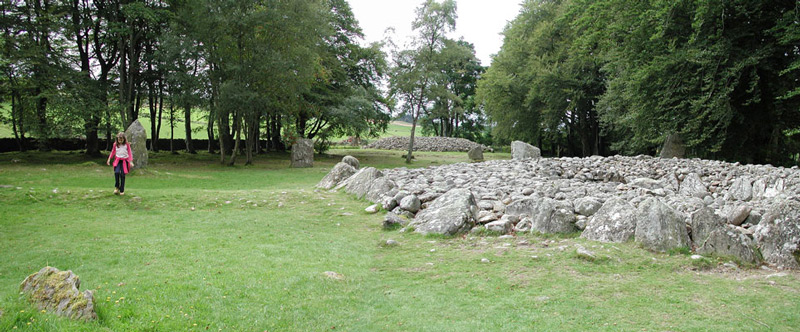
[1,0,799,165]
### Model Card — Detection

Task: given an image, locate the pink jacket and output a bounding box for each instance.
[109,143,134,174]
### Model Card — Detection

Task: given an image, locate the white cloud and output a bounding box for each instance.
[347,0,523,66]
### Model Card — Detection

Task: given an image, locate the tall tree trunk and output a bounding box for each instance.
[11,91,25,152]
[184,104,195,153]
[228,112,242,166]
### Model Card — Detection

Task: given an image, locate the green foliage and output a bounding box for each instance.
[478,0,800,163]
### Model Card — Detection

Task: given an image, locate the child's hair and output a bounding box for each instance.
[115,132,128,147]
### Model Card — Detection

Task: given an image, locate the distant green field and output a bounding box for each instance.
[0,105,421,141]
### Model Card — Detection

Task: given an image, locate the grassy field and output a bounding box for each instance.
[0,149,799,331]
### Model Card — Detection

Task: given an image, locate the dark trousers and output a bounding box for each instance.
[114,162,126,192]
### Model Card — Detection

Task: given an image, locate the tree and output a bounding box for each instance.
[389,0,457,163]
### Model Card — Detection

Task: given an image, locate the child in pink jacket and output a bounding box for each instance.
[106,132,135,195]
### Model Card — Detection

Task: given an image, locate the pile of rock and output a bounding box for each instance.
[318,148,800,269]
[365,136,491,152]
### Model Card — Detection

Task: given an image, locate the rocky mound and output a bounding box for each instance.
[321,154,800,269]
[365,136,491,152]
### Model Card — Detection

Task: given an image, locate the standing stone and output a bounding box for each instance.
[411,188,479,235]
[316,162,356,189]
[341,155,360,169]
[20,267,97,321]
[659,133,686,158]
[125,119,148,170]
[581,197,637,243]
[634,197,690,252]
[468,146,484,162]
[511,141,541,160]
[291,138,314,168]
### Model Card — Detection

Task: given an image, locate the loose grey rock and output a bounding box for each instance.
[341,155,360,169]
[365,204,379,214]
[634,197,690,252]
[581,198,637,243]
[485,217,514,234]
[574,197,603,216]
[290,138,314,168]
[383,212,408,229]
[316,162,357,189]
[511,141,541,160]
[575,245,597,260]
[399,195,421,213]
[19,266,97,321]
[411,188,479,235]
[125,119,148,170]
[730,178,753,201]
[385,239,399,246]
[679,173,708,198]
[727,205,752,226]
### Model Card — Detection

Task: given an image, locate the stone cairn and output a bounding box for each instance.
[125,119,148,170]
[319,148,800,270]
[19,267,97,321]
[365,136,491,152]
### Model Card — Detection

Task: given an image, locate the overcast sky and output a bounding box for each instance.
[347,0,524,66]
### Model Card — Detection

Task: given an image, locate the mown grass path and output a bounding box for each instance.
[0,150,798,331]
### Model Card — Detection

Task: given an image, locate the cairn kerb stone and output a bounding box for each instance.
[316,162,356,189]
[506,197,576,234]
[291,138,314,168]
[19,267,97,321]
[411,188,478,235]
[125,119,148,170]
[634,197,690,252]
[754,200,800,269]
[342,167,383,199]
[581,198,637,243]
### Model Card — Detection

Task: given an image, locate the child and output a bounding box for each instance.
[106,132,135,195]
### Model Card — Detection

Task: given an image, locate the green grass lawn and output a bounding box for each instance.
[0,149,798,331]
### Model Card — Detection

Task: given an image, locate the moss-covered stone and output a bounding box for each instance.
[19,266,97,321]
